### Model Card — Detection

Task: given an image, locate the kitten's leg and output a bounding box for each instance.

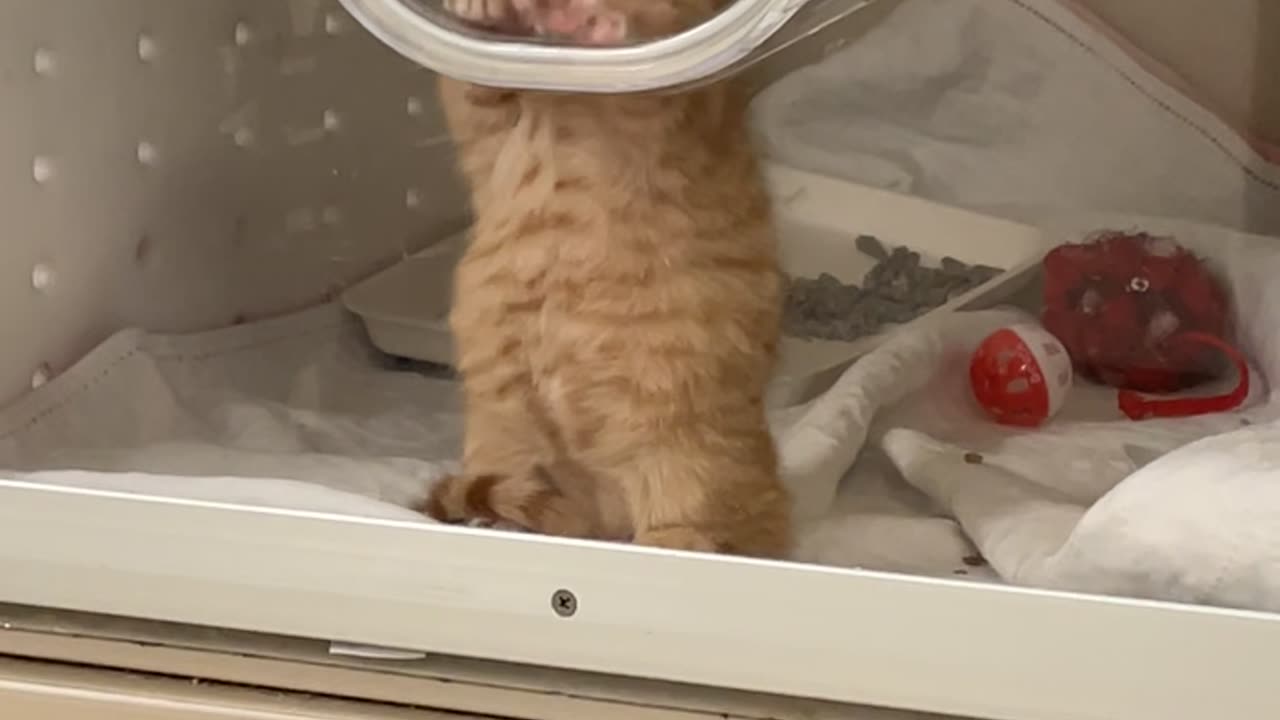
[423,299,574,532]
[625,434,792,558]
[423,389,602,536]
[424,373,635,540]
[564,413,791,557]
[425,245,611,539]
[426,405,615,540]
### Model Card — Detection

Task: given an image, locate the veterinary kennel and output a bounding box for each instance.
[1,0,1279,718]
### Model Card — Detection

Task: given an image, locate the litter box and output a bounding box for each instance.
[343,163,1049,406]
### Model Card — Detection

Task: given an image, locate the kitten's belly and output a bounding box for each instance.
[532,288,775,419]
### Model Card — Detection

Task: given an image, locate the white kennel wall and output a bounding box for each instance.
[1075,0,1280,144]
[0,0,467,406]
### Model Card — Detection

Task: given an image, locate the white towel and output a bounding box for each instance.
[0,304,838,531]
[796,211,1280,611]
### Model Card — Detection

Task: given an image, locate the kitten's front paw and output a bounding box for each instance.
[511,0,629,45]
[444,0,520,30]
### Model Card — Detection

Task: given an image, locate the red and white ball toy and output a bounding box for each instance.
[969,323,1074,427]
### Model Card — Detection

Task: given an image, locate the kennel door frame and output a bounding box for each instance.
[0,478,1275,720]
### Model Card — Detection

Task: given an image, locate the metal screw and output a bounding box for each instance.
[551,589,577,618]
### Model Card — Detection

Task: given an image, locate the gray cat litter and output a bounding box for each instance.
[783,235,1003,342]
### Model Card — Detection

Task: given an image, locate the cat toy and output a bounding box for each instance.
[970,323,1074,427]
[1039,230,1249,420]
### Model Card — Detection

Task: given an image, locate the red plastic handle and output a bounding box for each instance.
[1117,332,1250,420]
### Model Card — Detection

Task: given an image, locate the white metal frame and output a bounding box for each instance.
[2,479,1277,720]
[0,607,913,719]
[0,656,473,719]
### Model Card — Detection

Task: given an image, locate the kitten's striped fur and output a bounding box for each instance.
[424,0,791,557]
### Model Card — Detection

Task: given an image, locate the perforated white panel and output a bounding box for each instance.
[0,0,466,404]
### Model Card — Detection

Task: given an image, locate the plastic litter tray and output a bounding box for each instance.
[343,164,1049,407]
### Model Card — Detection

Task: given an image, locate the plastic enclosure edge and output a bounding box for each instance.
[0,479,1276,720]
[335,0,868,93]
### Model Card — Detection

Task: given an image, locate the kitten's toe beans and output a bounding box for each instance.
[442,0,476,20]
[445,0,514,26]
[511,0,628,44]
[580,11,628,45]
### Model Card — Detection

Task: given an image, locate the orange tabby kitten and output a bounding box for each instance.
[423,0,791,557]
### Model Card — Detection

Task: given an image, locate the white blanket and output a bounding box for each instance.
[802,211,1280,610]
[0,309,456,521]
[0,304,842,529]
[745,0,1280,607]
[4,212,1279,612]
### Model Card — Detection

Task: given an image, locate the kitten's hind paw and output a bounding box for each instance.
[421,467,598,538]
[422,478,526,533]
[421,472,497,524]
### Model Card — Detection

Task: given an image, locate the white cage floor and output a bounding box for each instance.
[3,203,1280,612]
[0,301,992,580]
